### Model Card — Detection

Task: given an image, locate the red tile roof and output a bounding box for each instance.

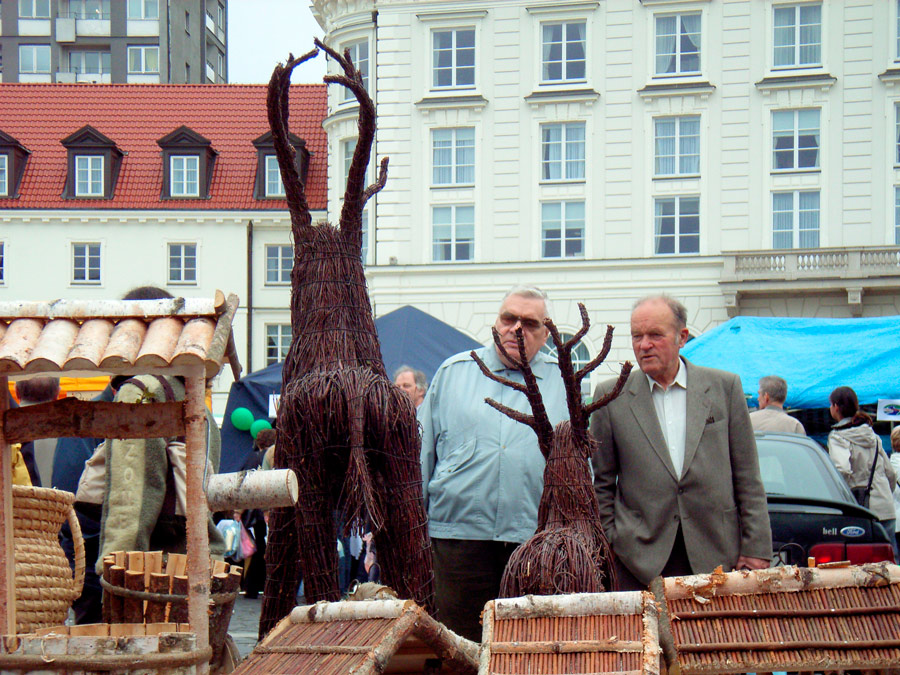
[0,83,327,211]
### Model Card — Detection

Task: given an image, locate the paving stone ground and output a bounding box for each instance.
[227,593,263,658]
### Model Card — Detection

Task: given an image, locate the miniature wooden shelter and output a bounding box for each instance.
[234,599,479,674]
[479,592,661,675]
[0,291,240,674]
[655,563,900,673]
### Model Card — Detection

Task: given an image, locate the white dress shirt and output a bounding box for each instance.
[646,358,688,478]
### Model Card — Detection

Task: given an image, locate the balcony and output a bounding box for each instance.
[720,246,900,316]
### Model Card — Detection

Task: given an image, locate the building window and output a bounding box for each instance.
[19,46,50,74]
[433,28,475,89]
[75,155,103,197]
[128,46,159,73]
[18,0,50,18]
[773,109,819,171]
[265,155,285,197]
[655,13,700,76]
[361,210,369,264]
[542,201,585,259]
[69,51,111,75]
[127,0,157,19]
[341,137,370,186]
[654,116,700,176]
[433,205,474,262]
[895,104,900,165]
[654,196,699,254]
[896,187,900,244]
[773,190,820,249]
[541,122,585,181]
[265,324,291,366]
[343,40,369,101]
[68,0,109,19]
[217,3,225,31]
[540,332,590,371]
[541,21,586,82]
[72,242,101,285]
[170,155,199,196]
[773,3,821,68]
[266,245,292,285]
[0,155,7,197]
[167,243,197,284]
[432,128,475,185]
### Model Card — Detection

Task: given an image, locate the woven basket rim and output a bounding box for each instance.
[12,485,76,506]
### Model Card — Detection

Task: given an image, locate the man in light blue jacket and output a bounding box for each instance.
[418,286,568,641]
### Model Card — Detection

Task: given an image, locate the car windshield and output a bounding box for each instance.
[756,436,846,502]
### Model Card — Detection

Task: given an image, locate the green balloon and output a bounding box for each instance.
[250,419,273,439]
[231,407,254,431]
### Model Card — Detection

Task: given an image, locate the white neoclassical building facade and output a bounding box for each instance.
[313,0,900,376]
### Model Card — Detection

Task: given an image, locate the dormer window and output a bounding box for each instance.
[0,130,32,199]
[157,126,217,199]
[61,125,123,200]
[251,131,310,200]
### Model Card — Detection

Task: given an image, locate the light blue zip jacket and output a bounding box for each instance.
[418,346,568,543]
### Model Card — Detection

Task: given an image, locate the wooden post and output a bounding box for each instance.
[184,369,210,674]
[0,376,13,634]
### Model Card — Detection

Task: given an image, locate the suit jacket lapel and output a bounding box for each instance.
[683,359,712,474]
[628,373,678,481]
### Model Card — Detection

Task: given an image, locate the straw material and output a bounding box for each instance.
[12,486,85,634]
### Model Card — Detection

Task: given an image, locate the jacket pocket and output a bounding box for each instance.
[434,437,477,478]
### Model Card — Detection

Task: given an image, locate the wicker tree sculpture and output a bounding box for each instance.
[259,41,434,637]
[471,304,632,596]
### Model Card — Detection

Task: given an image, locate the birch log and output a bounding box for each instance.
[206,469,298,512]
[493,591,645,619]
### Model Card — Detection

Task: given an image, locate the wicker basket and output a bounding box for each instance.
[12,485,85,634]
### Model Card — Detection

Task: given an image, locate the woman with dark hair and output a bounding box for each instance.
[828,386,897,561]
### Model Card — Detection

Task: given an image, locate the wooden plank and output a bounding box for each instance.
[0,376,13,634]
[2,399,185,443]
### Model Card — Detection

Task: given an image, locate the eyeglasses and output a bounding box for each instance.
[497,312,545,332]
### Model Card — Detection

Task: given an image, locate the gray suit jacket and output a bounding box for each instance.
[591,358,771,584]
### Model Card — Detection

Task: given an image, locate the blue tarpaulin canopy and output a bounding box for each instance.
[219,305,482,472]
[681,315,900,411]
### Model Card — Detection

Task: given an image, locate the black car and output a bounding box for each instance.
[756,431,896,566]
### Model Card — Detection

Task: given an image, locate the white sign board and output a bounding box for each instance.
[269,394,281,419]
[876,399,900,422]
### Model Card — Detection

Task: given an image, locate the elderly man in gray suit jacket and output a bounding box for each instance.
[591,295,772,590]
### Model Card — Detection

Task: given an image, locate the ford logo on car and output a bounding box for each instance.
[840,526,866,538]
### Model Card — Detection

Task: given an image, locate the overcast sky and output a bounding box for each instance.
[228,0,327,84]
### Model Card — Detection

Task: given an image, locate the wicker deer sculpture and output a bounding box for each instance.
[259,41,434,637]
[472,304,632,596]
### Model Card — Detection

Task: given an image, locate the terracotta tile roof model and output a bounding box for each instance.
[0,291,240,379]
[233,599,479,675]
[0,83,326,211]
[480,592,661,675]
[657,563,900,673]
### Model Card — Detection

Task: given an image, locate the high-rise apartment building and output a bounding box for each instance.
[0,0,227,84]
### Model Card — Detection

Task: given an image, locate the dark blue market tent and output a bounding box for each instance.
[220,305,482,472]
[681,315,900,411]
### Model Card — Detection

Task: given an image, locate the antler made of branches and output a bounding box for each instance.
[584,361,633,416]
[471,328,556,458]
[315,38,389,237]
[267,48,319,239]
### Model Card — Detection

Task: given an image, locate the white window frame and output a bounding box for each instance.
[772,2,822,69]
[127,0,157,19]
[342,39,370,101]
[18,0,50,18]
[432,204,475,262]
[654,116,700,177]
[654,196,700,255]
[265,155,285,197]
[0,155,7,197]
[265,244,292,285]
[342,138,357,186]
[432,127,475,186]
[69,50,112,75]
[167,242,197,285]
[0,241,5,285]
[75,155,104,197]
[541,122,586,182]
[772,108,820,172]
[540,20,586,83]
[896,186,900,245]
[68,0,110,20]
[72,242,102,285]
[772,190,820,249]
[654,12,701,77]
[360,209,370,265]
[432,27,476,90]
[127,45,159,73]
[19,45,51,74]
[170,155,199,197]
[265,324,292,366]
[541,200,585,259]
[540,331,590,372]
[895,103,900,166]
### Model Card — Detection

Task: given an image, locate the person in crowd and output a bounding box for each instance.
[591,295,772,590]
[419,285,567,641]
[749,375,806,435]
[891,426,900,554]
[828,386,897,560]
[15,376,61,487]
[393,366,427,408]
